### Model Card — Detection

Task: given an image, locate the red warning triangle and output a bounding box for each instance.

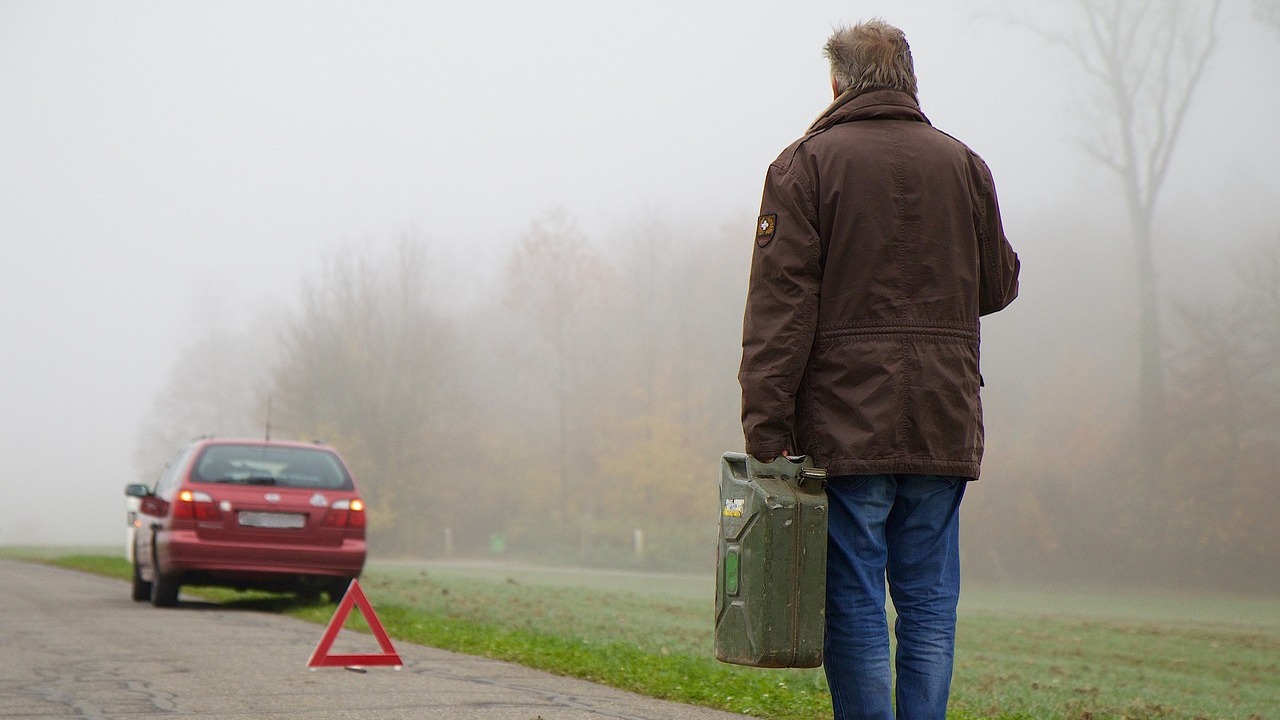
[307,579,403,669]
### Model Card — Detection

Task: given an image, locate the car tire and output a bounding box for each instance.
[150,554,180,608]
[326,578,354,603]
[151,572,180,607]
[131,558,152,602]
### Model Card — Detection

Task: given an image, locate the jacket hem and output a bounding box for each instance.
[821,457,980,480]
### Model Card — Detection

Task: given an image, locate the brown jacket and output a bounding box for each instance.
[739,89,1020,479]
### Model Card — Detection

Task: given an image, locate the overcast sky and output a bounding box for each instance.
[2,0,1277,546]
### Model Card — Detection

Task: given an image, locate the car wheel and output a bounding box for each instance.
[150,555,180,608]
[151,572,180,607]
[131,558,152,602]
[326,578,354,603]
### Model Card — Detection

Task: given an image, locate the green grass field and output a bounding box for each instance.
[8,549,1278,720]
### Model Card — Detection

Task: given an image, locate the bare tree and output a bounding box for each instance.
[502,209,607,517]
[1014,0,1223,466]
[1164,237,1280,586]
[270,237,460,553]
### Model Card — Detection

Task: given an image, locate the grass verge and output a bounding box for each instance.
[16,551,1280,720]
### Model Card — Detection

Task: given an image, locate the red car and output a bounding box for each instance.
[125,438,367,607]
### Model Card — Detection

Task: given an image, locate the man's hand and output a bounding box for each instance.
[750,448,793,463]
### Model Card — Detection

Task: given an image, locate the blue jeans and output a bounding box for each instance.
[823,474,966,720]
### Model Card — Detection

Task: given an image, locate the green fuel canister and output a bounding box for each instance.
[714,452,828,668]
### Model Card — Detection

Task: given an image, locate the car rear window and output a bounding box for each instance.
[191,445,354,490]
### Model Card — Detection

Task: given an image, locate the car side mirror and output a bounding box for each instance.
[125,484,151,498]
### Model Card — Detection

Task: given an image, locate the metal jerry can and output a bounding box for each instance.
[715,452,828,668]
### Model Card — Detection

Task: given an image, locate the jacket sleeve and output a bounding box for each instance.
[972,155,1020,316]
[738,158,822,458]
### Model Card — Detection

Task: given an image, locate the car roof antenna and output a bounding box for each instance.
[264,394,273,442]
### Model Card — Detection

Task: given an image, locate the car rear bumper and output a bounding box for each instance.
[159,530,366,578]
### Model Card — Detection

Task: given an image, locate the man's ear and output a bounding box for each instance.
[831,76,840,99]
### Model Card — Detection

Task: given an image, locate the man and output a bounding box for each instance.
[738,19,1020,720]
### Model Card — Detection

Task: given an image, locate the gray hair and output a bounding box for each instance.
[824,19,918,99]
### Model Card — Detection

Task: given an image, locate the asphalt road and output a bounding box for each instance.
[0,560,745,720]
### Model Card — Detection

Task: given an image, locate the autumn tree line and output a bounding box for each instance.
[134,213,750,570]
[134,1,1279,590]
[966,232,1280,593]
[965,0,1280,592]
[132,205,1280,591]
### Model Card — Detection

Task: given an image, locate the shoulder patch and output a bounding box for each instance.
[755,214,777,247]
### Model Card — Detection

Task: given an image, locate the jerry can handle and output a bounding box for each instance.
[798,466,827,489]
[739,453,827,489]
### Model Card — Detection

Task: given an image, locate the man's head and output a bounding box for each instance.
[824,19,917,100]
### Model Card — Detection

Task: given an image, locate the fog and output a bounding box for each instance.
[2,1,1278,592]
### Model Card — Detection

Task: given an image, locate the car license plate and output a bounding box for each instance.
[238,511,306,529]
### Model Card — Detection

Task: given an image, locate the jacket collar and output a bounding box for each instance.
[808,89,930,133]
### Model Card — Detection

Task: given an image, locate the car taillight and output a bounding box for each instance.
[172,490,221,521]
[322,498,366,529]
